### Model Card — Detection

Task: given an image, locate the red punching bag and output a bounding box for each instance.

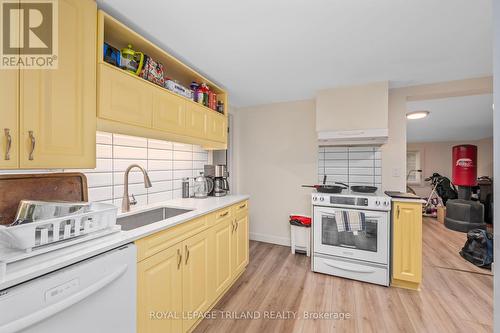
[452,145,477,186]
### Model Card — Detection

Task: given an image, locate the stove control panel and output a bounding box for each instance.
[312,194,391,211]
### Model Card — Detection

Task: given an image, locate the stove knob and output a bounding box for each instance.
[313,197,317,201]
[384,201,389,206]
[375,200,380,206]
[320,197,325,202]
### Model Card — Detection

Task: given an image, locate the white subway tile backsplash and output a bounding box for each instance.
[173,189,183,199]
[148,160,172,171]
[113,170,144,185]
[75,133,210,209]
[86,172,113,188]
[148,180,173,193]
[113,146,148,160]
[113,194,148,208]
[96,131,112,144]
[148,191,173,203]
[173,160,193,170]
[173,150,193,160]
[173,170,193,180]
[95,159,113,172]
[173,142,192,151]
[148,170,173,182]
[96,144,112,158]
[113,134,147,148]
[148,148,173,160]
[114,183,148,198]
[318,146,382,188]
[193,161,206,170]
[148,139,173,150]
[113,159,148,172]
[88,186,113,202]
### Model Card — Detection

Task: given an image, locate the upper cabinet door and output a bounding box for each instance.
[152,89,186,134]
[185,102,207,138]
[207,113,227,143]
[98,64,153,128]
[19,0,96,169]
[0,69,19,169]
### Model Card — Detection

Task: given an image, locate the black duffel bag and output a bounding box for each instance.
[459,228,493,268]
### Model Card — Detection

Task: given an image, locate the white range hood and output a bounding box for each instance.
[317,128,388,146]
[316,82,389,146]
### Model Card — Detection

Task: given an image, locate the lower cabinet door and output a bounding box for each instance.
[392,202,422,284]
[137,244,183,333]
[211,218,233,299]
[232,213,249,276]
[182,230,212,332]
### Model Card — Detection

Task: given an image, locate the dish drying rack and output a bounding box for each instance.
[0,202,120,282]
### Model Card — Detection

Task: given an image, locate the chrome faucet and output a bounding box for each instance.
[122,164,152,212]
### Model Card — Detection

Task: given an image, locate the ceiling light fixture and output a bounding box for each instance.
[406,110,430,120]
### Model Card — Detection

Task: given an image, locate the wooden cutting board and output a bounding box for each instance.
[0,173,88,225]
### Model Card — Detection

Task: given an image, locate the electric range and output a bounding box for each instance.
[311,190,392,286]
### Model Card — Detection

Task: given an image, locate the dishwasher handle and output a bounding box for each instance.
[0,264,128,333]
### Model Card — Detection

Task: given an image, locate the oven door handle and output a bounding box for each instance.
[323,259,377,273]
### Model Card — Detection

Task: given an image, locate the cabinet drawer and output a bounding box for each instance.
[136,215,208,261]
[233,201,249,215]
[214,207,232,223]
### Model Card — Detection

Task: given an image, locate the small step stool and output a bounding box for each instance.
[289,215,311,257]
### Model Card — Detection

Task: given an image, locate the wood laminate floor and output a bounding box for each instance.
[194,218,493,333]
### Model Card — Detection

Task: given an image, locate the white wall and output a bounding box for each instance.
[407,138,493,197]
[234,100,317,245]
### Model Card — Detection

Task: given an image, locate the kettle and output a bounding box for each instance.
[120,44,144,75]
[193,172,214,198]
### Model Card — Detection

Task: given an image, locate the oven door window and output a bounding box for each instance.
[321,214,377,252]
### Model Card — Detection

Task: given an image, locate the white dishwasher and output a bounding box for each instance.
[0,244,136,333]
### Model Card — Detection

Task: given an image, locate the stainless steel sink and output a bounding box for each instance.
[117,207,192,231]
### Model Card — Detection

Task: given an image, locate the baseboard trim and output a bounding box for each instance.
[250,232,290,246]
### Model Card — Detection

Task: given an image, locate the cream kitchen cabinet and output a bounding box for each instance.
[137,244,183,333]
[391,200,423,290]
[96,10,228,149]
[135,200,249,333]
[1,0,96,169]
[0,70,19,169]
[98,63,153,128]
[232,202,249,277]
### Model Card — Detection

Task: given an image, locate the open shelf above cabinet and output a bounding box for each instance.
[96,10,228,149]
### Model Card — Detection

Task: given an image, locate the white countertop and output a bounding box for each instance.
[0,194,249,290]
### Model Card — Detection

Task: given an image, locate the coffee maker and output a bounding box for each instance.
[204,165,229,197]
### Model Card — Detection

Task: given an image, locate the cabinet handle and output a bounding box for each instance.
[220,211,229,218]
[177,249,182,269]
[235,220,239,231]
[4,129,11,160]
[231,219,236,233]
[397,206,400,219]
[28,131,35,160]
[185,245,190,265]
[239,204,246,209]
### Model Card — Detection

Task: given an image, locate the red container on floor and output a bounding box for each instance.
[452,144,477,186]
